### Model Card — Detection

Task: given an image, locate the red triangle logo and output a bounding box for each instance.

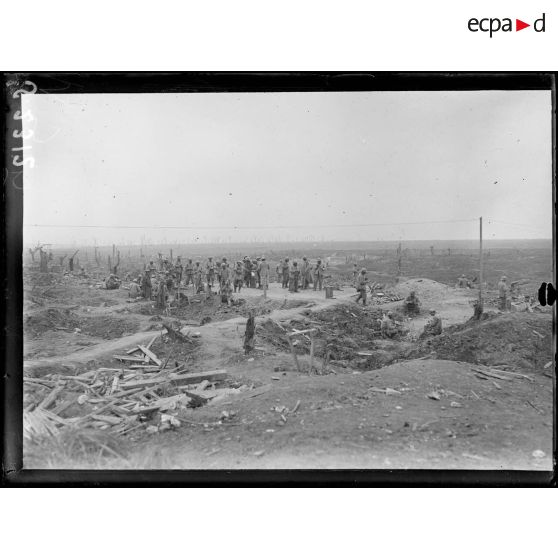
[516,19,530,31]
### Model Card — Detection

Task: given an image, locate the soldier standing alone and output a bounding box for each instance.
[355,268,368,306]
[313,259,324,291]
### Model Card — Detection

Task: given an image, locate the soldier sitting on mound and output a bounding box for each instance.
[420,309,442,339]
[105,274,121,290]
[403,290,421,316]
[379,311,398,338]
[128,279,141,298]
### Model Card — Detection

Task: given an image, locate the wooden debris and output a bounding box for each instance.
[146,334,158,350]
[91,414,122,425]
[113,355,148,363]
[119,369,228,391]
[162,322,192,343]
[138,345,162,366]
[489,369,534,382]
[52,394,79,416]
[287,328,317,337]
[471,367,512,381]
[37,385,64,410]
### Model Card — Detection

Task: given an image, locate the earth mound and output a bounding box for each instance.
[418,311,552,372]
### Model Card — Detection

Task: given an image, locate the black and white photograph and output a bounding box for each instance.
[8,73,555,474]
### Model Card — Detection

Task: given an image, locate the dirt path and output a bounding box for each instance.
[22,281,478,374]
[23,283,354,371]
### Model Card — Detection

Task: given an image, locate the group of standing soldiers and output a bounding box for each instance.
[276,257,325,293]
[136,254,330,301]
[138,255,274,302]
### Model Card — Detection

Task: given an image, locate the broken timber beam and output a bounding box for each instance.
[118,369,228,391]
[113,355,148,363]
[137,345,162,366]
[287,328,317,337]
[146,334,158,350]
[37,385,64,410]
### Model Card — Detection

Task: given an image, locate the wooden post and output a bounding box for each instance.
[479,216,484,311]
[309,331,315,375]
[287,337,301,373]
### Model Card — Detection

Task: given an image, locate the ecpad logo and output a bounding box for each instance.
[468,13,545,37]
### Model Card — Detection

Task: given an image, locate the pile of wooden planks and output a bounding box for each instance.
[371,292,404,303]
[23,334,230,439]
[24,367,230,438]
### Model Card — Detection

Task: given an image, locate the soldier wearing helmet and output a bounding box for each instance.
[313,259,325,291]
[497,276,509,311]
[355,268,368,306]
[380,311,397,338]
[421,309,442,338]
[281,258,290,289]
[301,256,311,290]
[259,256,270,296]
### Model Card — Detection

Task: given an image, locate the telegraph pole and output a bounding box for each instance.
[479,216,484,311]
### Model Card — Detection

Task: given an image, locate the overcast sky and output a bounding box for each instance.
[23,90,552,247]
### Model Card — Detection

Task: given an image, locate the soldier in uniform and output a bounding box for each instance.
[379,311,398,338]
[141,270,152,299]
[289,261,300,292]
[129,279,141,298]
[234,261,244,293]
[355,268,368,306]
[300,257,310,289]
[184,259,194,287]
[404,290,421,316]
[313,259,324,291]
[174,257,183,284]
[206,257,216,287]
[243,257,253,287]
[457,274,468,288]
[259,256,270,296]
[352,263,359,287]
[194,262,204,293]
[255,257,262,289]
[497,276,509,311]
[421,309,442,338]
[250,259,258,288]
[281,258,290,289]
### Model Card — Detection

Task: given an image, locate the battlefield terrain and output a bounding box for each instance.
[22,239,554,469]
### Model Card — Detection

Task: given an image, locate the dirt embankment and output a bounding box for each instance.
[25,308,144,340]
[414,311,553,372]
[258,299,552,375]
